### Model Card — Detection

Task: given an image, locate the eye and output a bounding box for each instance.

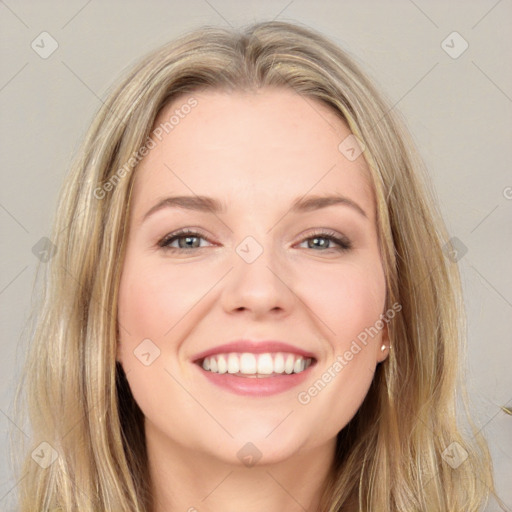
[158,228,352,253]
[297,229,352,252]
[158,229,213,251]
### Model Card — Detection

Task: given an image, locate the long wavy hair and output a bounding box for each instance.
[11,20,503,511]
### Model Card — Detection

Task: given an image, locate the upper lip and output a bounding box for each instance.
[191,340,317,363]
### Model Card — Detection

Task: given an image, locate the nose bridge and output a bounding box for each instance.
[219,231,294,315]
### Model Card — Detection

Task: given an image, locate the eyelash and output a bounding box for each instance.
[157,228,352,253]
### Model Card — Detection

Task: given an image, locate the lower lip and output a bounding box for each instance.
[194,362,315,397]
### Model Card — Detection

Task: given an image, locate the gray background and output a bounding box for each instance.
[1,1,511,510]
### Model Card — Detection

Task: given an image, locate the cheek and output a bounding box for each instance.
[297,258,386,348]
[292,259,386,441]
[117,256,208,351]
[116,256,211,433]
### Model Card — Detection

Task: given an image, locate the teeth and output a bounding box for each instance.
[293,358,305,373]
[274,353,285,373]
[200,352,313,376]
[227,353,239,374]
[284,354,295,374]
[257,353,274,374]
[240,353,257,374]
[217,355,227,374]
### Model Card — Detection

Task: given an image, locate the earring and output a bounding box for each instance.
[380,344,387,352]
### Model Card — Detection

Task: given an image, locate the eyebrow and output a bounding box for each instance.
[141,193,368,223]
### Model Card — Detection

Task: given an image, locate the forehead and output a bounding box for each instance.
[131,88,375,221]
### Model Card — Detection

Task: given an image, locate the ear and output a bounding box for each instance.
[376,321,390,363]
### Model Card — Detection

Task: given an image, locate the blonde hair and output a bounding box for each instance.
[11,20,503,511]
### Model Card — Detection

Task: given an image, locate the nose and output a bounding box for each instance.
[219,240,296,319]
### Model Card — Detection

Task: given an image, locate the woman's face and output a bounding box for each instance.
[117,87,389,466]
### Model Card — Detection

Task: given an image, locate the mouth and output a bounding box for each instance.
[191,340,318,396]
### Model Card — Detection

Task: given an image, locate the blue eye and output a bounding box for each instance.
[158,229,211,251]
[158,229,352,253]
[298,229,352,252]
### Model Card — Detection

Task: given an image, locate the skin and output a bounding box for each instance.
[117,87,389,512]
